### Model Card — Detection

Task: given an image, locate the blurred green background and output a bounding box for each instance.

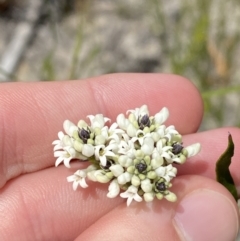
[0,0,240,130]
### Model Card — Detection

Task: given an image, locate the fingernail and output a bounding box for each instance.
[173,189,239,241]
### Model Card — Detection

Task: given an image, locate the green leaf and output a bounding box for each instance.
[216,133,238,201]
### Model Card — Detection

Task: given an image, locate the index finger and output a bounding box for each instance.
[0,73,203,187]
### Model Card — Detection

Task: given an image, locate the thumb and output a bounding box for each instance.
[76,175,239,241]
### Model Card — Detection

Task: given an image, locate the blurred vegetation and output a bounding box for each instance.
[1,0,240,128]
[150,0,240,128]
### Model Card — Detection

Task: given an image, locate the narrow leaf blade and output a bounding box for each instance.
[216,133,238,201]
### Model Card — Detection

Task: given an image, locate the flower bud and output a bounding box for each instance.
[143,192,155,202]
[131,175,141,186]
[164,192,177,202]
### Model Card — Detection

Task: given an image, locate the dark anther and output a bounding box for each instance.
[138,114,150,130]
[156,182,166,192]
[172,143,183,155]
[135,162,147,173]
[101,160,112,170]
[78,128,90,143]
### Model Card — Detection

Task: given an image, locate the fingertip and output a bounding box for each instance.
[76,175,239,241]
[88,73,204,133]
[174,189,239,241]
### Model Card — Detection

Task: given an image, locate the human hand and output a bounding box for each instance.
[0,74,239,241]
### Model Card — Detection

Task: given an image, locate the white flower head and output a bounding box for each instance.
[54,105,201,206]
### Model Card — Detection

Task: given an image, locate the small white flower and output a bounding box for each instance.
[120,185,143,206]
[67,165,96,190]
[106,122,125,139]
[52,132,74,151]
[127,105,149,120]
[63,120,78,137]
[67,170,88,190]
[185,143,201,157]
[54,146,87,168]
[52,131,65,150]
[94,144,116,166]
[152,140,173,161]
[131,129,148,145]
[155,164,177,182]
[118,139,135,158]
[87,114,110,129]
[107,179,120,198]
[156,125,179,141]
[164,125,179,141]
[99,122,126,145]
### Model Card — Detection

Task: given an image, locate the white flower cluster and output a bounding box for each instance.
[53,105,201,206]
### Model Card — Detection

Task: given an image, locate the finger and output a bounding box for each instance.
[178,127,240,192]
[76,176,239,241]
[0,74,203,187]
[1,166,238,241]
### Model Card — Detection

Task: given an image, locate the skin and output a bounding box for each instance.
[0,73,239,241]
